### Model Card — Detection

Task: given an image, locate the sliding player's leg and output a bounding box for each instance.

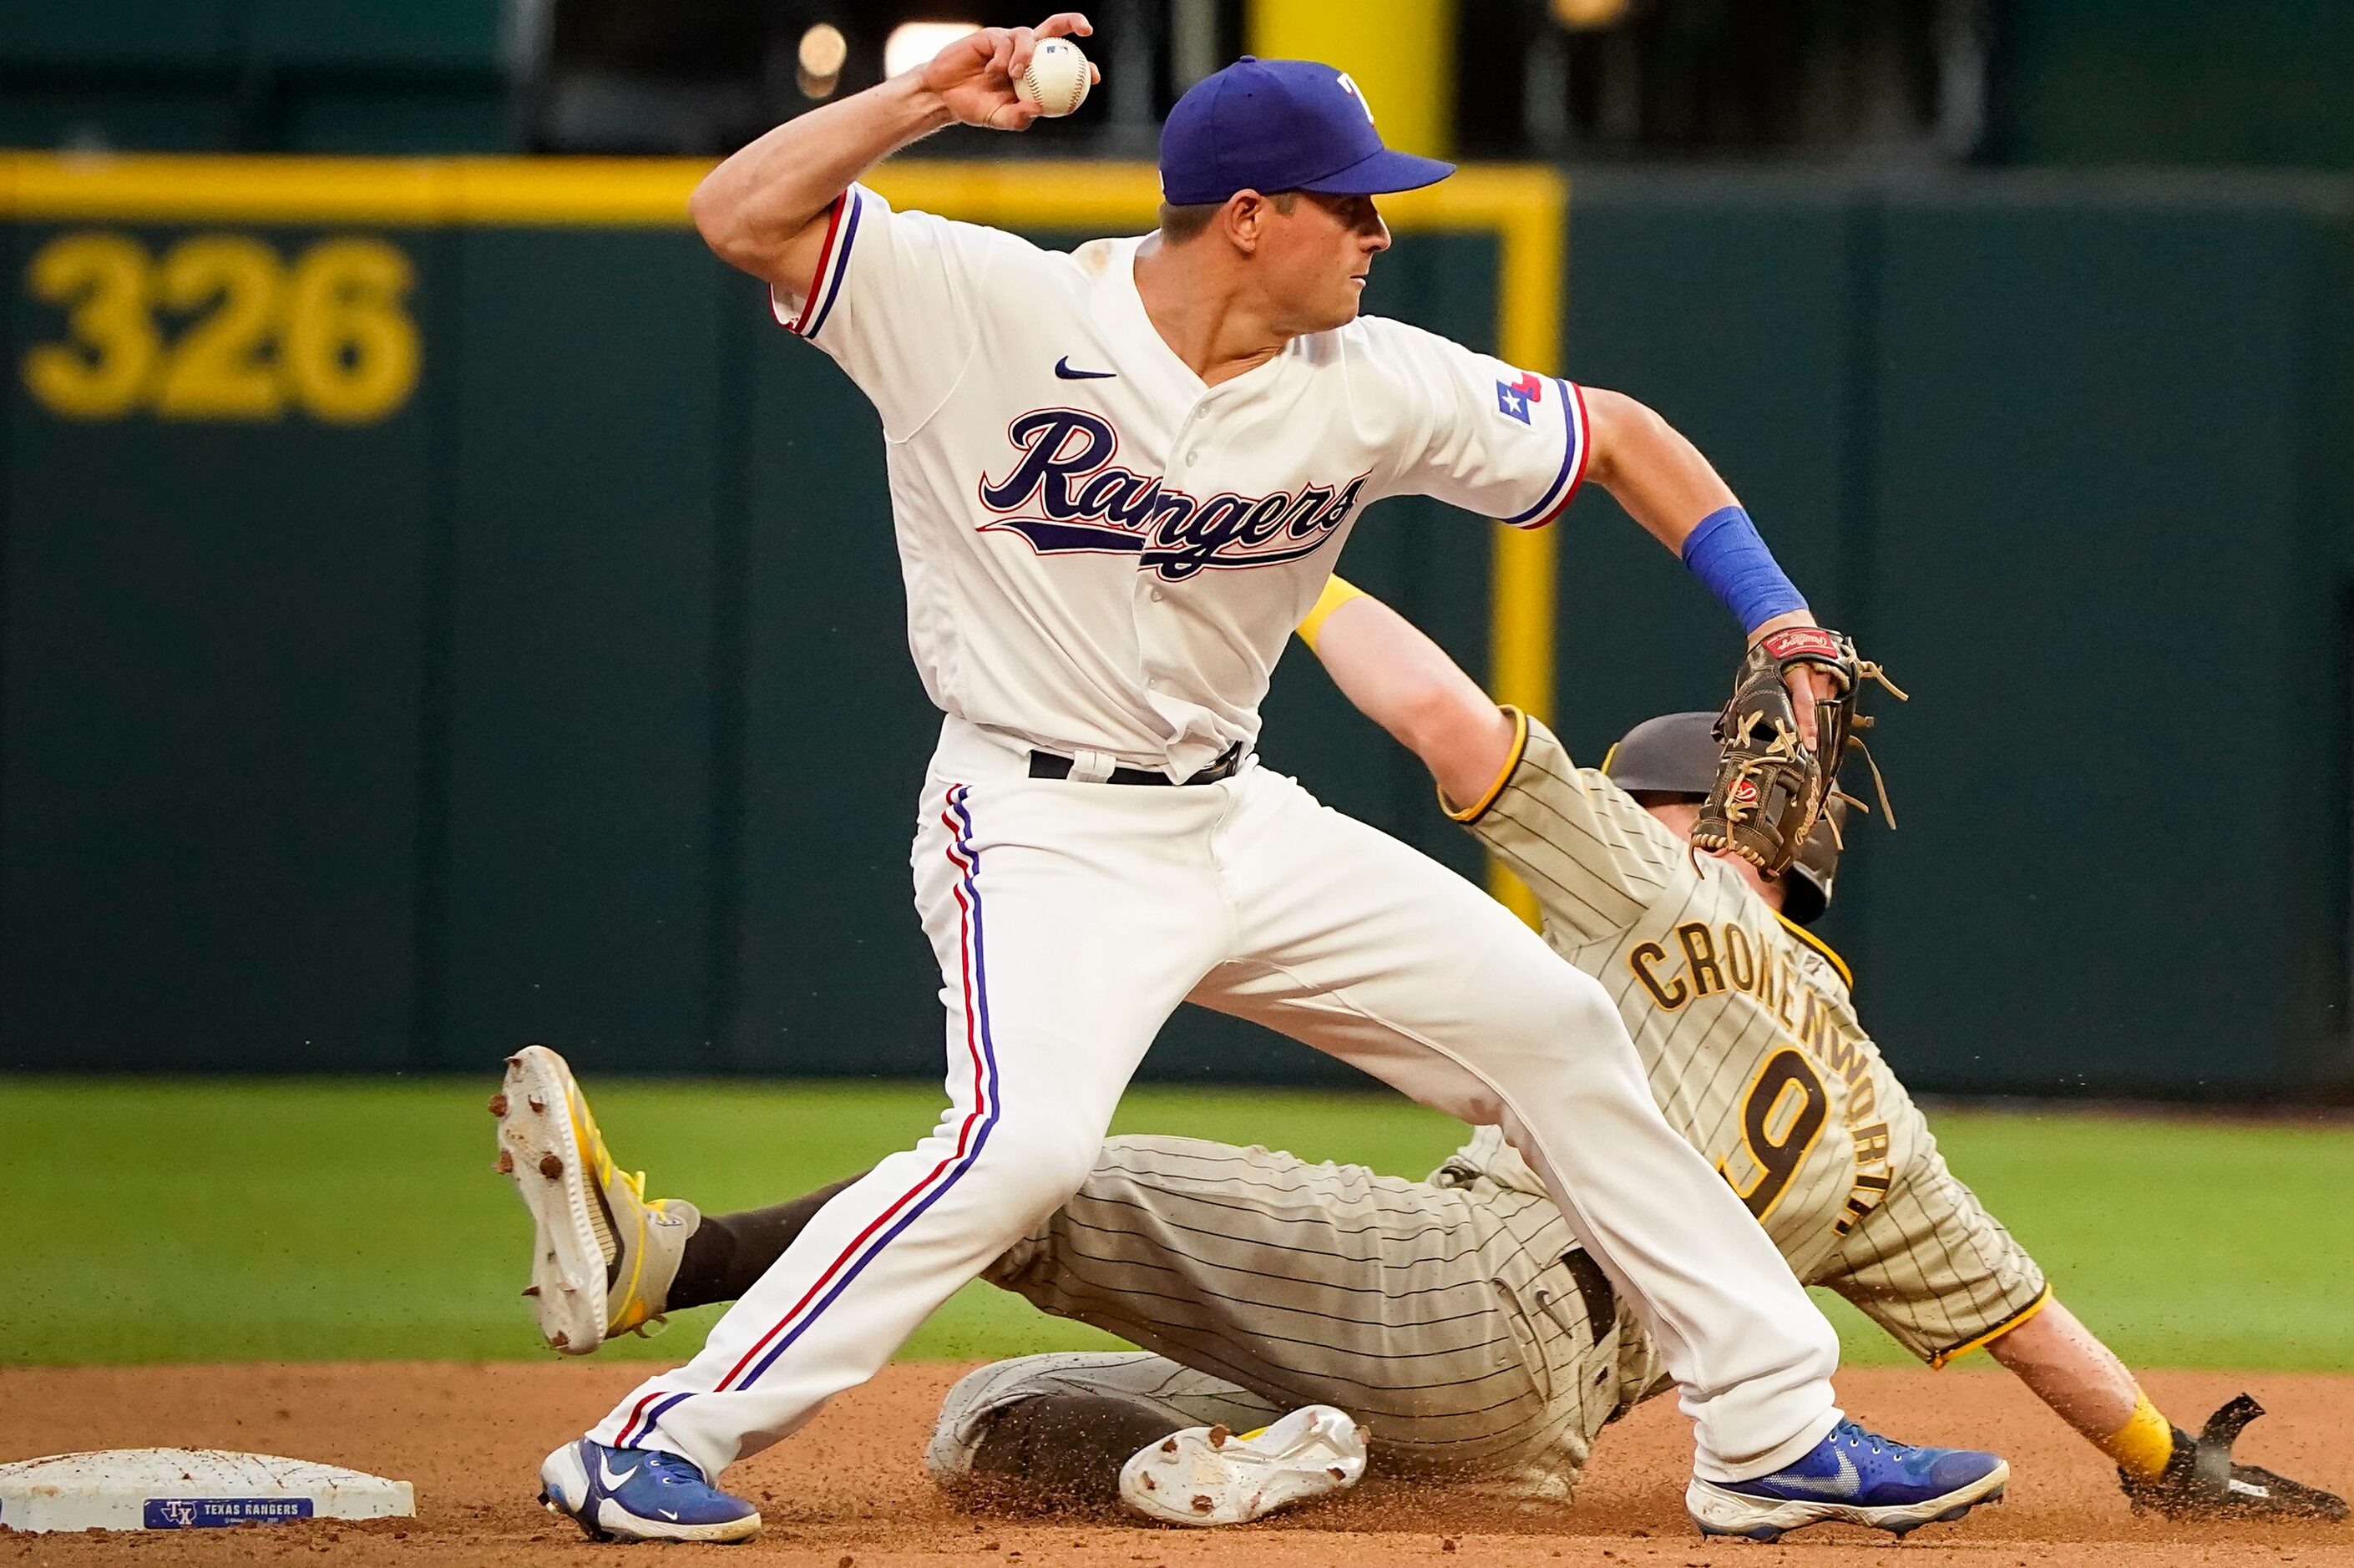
[1193,766,1842,1484]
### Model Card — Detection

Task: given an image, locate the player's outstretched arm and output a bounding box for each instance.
[1979,1296,2150,1458]
[688,14,1096,297]
[1582,388,1805,638]
[1581,391,1749,560]
[1581,387,1832,728]
[1984,1295,2345,1520]
[1294,577,1516,812]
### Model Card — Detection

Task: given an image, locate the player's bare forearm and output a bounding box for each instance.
[1581,388,1816,648]
[689,77,952,289]
[689,13,1095,295]
[1983,1297,2145,1453]
[1305,588,1516,811]
[1581,387,1739,554]
[1989,1294,2346,1520]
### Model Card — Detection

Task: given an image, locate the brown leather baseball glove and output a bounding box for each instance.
[1693,625,1903,876]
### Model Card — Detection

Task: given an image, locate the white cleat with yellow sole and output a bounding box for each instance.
[492,1044,697,1355]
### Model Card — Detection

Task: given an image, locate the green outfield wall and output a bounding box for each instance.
[3,159,2350,1097]
[1994,3,2354,169]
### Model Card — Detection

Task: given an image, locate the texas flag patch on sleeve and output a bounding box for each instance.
[1495,370,1543,424]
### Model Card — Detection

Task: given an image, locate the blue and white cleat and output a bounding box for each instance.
[1686,1420,2008,1542]
[539,1438,762,1544]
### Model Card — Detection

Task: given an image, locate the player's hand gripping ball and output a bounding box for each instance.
[1017,38,1091,117]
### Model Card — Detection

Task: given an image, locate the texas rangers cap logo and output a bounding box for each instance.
[1335,72,1376,125]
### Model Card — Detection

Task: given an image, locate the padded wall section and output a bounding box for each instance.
[430,230,726,1071]
[1860,185,2334,1093]
[0,222,444,1068]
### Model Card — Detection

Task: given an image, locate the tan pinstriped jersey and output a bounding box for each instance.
[972,712,2053,1501]
[1451,713,2048,1367]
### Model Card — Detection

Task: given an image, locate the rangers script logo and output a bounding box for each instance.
[977,409,1367,581]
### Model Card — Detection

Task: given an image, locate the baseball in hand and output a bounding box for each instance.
[1016,38,1091,117]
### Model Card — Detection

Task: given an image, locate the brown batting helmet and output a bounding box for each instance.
[1601,711,1841,926]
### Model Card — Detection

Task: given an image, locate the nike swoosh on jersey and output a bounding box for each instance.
[598,1456,639,1490]
[1761,1449,1860,1499]
[1054,357,1116,380]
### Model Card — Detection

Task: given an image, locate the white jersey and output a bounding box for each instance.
[775,184,1592,779]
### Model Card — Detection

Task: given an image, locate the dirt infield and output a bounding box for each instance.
[2,1362,2348,1566]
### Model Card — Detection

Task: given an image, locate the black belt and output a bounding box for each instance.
[1028,741,1244,787]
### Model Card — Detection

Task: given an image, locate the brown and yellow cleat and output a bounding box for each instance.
[491,1044,699,1354]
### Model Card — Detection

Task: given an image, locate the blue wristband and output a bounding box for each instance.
[1681,505,1807,633]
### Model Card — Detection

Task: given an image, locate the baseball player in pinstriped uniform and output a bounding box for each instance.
[504,16,2007,1545]
[502,578,2341,1535]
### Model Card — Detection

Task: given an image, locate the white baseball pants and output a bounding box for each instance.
[591,717,1840,1483]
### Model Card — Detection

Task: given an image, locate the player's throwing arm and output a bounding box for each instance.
[688,14,1100,301]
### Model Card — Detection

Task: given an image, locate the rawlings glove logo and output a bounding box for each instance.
[1759,625,1841,662]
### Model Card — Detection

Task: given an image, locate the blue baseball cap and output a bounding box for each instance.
[1158,57,1456,206]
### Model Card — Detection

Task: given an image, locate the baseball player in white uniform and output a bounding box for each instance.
[514,17,2002,1544]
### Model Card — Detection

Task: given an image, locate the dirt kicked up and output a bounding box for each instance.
[2,1363,2348,1567]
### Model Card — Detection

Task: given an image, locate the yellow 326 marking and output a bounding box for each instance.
[22,230,420,425]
